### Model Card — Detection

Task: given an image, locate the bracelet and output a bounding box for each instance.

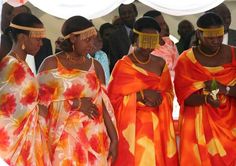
[77,99,82,110]
[225,86,230,95]
[68,99,81,110]
[204,95,208,104]
[140,90,144,100]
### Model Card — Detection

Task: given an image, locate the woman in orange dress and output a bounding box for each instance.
[0,13,51,166]
[108,17,178,166]
[38,16,118,165]
[174,12,236,165]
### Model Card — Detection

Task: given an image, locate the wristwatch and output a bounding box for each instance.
[226,86,230,95]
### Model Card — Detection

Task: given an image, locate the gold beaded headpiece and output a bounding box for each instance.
[9,23,46,38]
[64,27,97,40]
[198,26,224,37]
[133,29,159,49]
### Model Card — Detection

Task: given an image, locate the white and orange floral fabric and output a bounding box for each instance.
[38,56,116,166]
[0,55,51,166]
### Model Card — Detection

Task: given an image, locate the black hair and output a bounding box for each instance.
[143,10,162,18]
[131,16,161,44]
[197,12,223,28]
[1,3,31,32]
[99,23,114,38]
[5,13,43,42]
[60,16,93,52]
[206,3,230,15]
[118,3,138,17]
[194,12,223,46]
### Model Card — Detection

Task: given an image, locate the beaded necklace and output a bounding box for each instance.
[132,52,151,65]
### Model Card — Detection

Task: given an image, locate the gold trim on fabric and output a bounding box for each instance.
[122,124,135,155]
[151,112,159,130]
[204,66,224,73]
[162,64,168,72]
[207,138,226,156]
[131,64,148,75]
[64,27,97,40]
[186,49,197,63]
[232,128,236,137]
[123,96,130,106]
[193,144,201,165]
[193,81,205,90]
[137,136,155,166]
[167,124,177,157]
[133,29,159,49]
[195,106,206,145]
[198,27,224,37]
[228,78,236,86]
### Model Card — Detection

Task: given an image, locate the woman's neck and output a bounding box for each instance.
[198,44,220,55]
[10,45,27,61]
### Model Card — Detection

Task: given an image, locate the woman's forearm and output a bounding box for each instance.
[38,104,48,118]
[102,102,118,142]
[184,93,206,106]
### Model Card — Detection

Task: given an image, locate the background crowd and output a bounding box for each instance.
[0,1,235,166]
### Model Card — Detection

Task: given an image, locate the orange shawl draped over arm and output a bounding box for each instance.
[174,48,236,166]
[108,56,178,166]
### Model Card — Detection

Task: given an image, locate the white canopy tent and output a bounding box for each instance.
[0,0,227,120]
[5,0,224,19]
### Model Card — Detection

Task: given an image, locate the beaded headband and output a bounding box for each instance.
[64,27,97,40]
[9,23,46,38]
[133,29,159,49]
[198,27,224,37]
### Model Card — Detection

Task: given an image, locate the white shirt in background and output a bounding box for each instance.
[223,33,229,45]
[25,54,36,75]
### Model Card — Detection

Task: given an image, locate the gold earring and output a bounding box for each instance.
[21,43,25,50]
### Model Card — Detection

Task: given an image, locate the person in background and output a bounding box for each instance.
[0,3,31,59]
[0,3,53,73]
[38,15,118,165]
[54,36,64,53]
[208,3,236,47]
[108,16,178,166]
[0,13,51,166]
[99,23,114,42]
[176,20,195,54]
[88,31,110,85]
[108,3,138,71]
[99,23,114,62]
[174,12,236,165]
[112,16,123,29]
[143,10,179,78]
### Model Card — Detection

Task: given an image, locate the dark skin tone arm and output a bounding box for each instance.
[185,46,236,107]
[184,79,236,108]
[135,55,165,107]
[184,92,220,108]
[38,55,100,119]
[205,80,236,98]
[94,60,118,164]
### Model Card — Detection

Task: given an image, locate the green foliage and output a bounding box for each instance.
[211,79,218,90]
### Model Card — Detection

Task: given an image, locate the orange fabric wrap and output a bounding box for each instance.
[108,56,178,166]
[174,48,236,165]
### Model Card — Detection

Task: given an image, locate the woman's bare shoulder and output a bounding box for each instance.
[38,53,61,73]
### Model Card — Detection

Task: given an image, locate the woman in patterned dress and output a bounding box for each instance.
[38,16,118,166]
[0,13,51,166]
